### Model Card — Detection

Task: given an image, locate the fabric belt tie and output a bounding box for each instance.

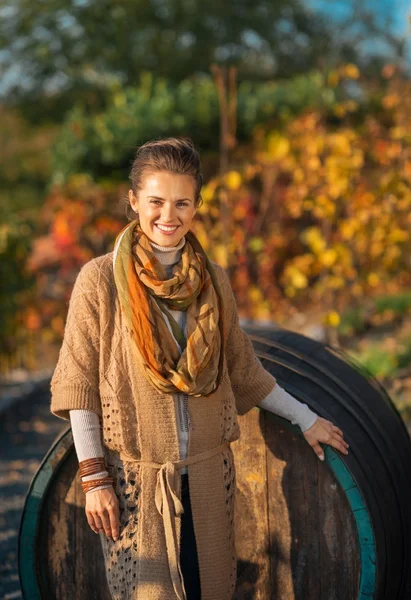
[118,440,231,600]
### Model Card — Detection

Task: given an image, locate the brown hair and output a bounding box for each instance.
[125,137,204,221]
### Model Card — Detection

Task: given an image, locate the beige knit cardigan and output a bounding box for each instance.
[50,251,277,600]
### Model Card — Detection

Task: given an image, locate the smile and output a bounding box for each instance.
[155,224,180,233]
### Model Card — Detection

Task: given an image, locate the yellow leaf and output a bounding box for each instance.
[249,237,264,252]
[201,182,217,202]
[389,228,409,243]
[288,268,308,289]
[367,273,380,287]
[323,311,340,327]
[342,64,360,79]
[249,285,263,303]
[341,220,358,240]
[301,227,327,254]
[213,244,228,268]
[224,171,242,190]
[319,249,337,267]
[266,132,290,160]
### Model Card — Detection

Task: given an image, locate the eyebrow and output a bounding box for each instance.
[147,196,193,203]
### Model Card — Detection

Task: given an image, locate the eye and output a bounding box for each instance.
[149,200,189,207]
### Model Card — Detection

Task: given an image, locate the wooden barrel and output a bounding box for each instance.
[18,328,411,599]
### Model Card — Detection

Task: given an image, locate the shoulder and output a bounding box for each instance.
[209,260,235,314]
[209,260,227,283]
[209,260,231,292]
[78,251,114,277]
[75,251,115,293]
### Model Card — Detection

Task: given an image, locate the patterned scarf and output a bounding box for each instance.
[113,219,225,396]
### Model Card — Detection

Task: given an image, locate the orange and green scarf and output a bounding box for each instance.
[113,219,225,396]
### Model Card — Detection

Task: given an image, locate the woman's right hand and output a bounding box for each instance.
[85,486,120,541]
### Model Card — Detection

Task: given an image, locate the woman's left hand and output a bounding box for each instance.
[303,416,349,461]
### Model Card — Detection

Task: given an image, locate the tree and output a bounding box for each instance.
[0,0,335,121]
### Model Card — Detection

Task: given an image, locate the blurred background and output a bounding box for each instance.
[1,0,411,597]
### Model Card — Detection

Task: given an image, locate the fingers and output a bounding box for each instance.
[312,442,325,461]
[333,431,349,450]
[100,510,113,539]
[332,424,344,437]
[89,509,114,540]
[107,504,120,541]
[308,421,350,461]
[320,420,350,454]
[329,434,349,455]
[327,425,349,454]
[86,512,99,534]
[93,512,104,534]
[85,489,121,541]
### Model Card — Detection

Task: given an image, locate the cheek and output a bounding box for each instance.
[141,206,159,221]
[183,209,196,222]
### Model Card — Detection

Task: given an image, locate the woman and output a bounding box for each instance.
[50,137,349,600]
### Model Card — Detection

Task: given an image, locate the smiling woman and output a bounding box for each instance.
[48,136,348,600]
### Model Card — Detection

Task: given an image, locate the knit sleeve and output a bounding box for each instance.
[50,259,102,421]
[217,265,277,416]
[69,409,105,461]
[257,383,318,432]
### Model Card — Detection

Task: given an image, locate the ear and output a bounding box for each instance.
[128,189,138,212]
[193,196,201,216]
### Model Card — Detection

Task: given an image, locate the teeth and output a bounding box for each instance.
[156,224,178,232]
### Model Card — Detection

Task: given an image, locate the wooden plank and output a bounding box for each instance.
[74,466,111,599]
[232,407,271,600]
[40,452,77,599]
[265,414,321,600]
[40,451,111,599]
[317,454,360,599]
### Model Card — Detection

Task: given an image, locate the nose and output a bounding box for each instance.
[161,202,178,222]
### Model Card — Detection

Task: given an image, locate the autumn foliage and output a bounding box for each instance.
[2,64,411,369]
[194,65,411,325]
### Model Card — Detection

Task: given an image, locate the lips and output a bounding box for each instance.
[155,224,179,233]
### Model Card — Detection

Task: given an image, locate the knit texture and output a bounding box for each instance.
[68,384,318,472]
[50,251,277,600]
[259,386,318,431]
[67,238,317,478]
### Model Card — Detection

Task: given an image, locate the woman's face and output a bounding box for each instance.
[128,170,198,247]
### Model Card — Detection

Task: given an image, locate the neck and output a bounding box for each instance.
[150,235,186,266]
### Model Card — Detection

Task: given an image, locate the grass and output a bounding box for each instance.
[338,292,411,337]
[348,345,399,379]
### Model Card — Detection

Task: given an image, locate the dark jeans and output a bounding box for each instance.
[180,473,202,599]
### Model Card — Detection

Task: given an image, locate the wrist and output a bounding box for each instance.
[299,411,319,432]
[79,456,113,494]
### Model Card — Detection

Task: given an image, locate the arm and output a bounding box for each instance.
[257,383,318,432]
[70,409,112,494]
[71,410,120,541]
[217,266,277,415]
[50,259,102,420]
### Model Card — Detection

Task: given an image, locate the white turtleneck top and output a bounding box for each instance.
[70,236,318,490]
